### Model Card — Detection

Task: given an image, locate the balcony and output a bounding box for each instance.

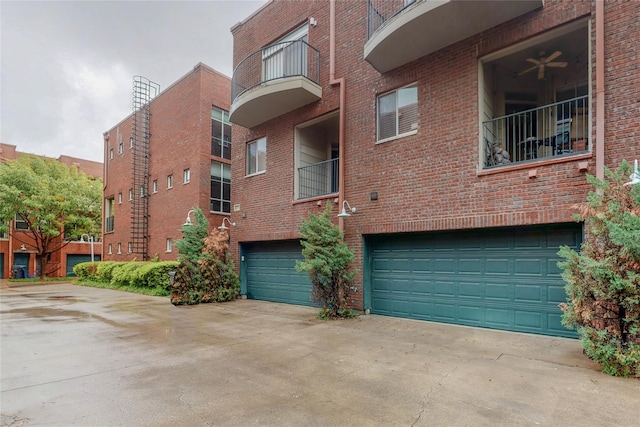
[230,39,321,128]
[365,0,543,73]
[298,158,339,200]
[483,96,589,168]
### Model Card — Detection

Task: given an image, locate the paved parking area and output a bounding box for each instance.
[1,283,638,426]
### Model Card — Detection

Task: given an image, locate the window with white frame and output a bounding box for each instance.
[118,142,123,155]
[167,175,173,189]
[130,136,134,148]
[211,161,231,213]
[183,169,190,184]
[246,137,266,175]
[108,244,113,255]
[14,214,28,230]
[109,148,114,160]
[140,185,145,198]
[377,83,418,141]
[166,238,172,253]
[153,180,158,193]
[263,25,308,81]
[117,243,122,254]
[128,242,132,253]
[118,192,122,204]
[211,107,232,160]
[128,189,133,201]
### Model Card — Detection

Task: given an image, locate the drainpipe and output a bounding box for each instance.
[595,0,605,180]
[330,0,346,231]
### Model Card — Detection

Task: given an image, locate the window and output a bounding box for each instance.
[108,244,113,255]
[166,238,172,253]
[109,148,114,160]
[130,136,134,148]
[167,175,173,189]
[128,189,133,201]
[118,192,122,204]
[128,242,132,254]
[117,243,122,254]
[118,142,123,155]
[211,107,232,160]
[377,83,418,141]
[211,161,231,213]
[14,214,28,230]
[183,169,191,184]
[263,25,308,81]
[140,185,145,198]
[246,137,266,175]
[105,198,115,233]
[152,180,158,193]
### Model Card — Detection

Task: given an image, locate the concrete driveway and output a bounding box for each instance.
[1,283,638,427]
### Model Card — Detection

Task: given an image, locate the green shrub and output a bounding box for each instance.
[296,203,357,319]
[96,261,119,282]
[559,161,640,377]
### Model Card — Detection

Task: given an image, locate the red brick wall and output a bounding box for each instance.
[103,64,232,262]
[230,0,639,310]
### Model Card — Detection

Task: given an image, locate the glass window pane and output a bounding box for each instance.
[398,85,417,108]
[211,107,223,120]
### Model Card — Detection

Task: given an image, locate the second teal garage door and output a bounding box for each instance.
[242,240,313,306]
[366,224,581,338]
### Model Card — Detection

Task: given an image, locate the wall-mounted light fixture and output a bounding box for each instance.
[20,244,27,251]
[625,159,640,186]
[183,209,196,226]
[218,217,236,230]
[309,17,317,27]
[337,200,356,218]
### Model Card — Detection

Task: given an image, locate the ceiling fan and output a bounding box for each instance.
[518,50,568,80]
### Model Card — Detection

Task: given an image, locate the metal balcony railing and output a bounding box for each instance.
[367,0,416,40]
[298,158,339,200]
[232,39,320,103]
[483,95,589,168]
[105,216,115,233]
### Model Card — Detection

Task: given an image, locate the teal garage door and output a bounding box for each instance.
[66,254,101,276]
[243,241,313,306]
[367,224,581,337]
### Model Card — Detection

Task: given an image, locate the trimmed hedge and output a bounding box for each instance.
[74,261,179,292]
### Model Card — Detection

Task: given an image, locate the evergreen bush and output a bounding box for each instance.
[296,203,357,318]
[558,161,640,377]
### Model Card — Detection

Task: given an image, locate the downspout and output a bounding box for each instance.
[330,0,346,231]
[595,0,605,180]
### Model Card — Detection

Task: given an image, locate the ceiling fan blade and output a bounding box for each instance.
[547,61,568,68]
[525,57,541,65]
[518,65,539,76]
[537,65,545,80]
[545,50,562,62]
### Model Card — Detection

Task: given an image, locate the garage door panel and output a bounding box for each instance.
[367,225,581,337]
[244,241,313,306]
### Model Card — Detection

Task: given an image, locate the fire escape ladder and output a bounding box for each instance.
[131,76,160,260]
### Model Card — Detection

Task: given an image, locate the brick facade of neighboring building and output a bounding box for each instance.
[227,0,639,337]
[0,143,104,278]
[103,63,233,262]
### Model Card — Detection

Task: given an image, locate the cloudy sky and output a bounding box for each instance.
[1,0,266,163]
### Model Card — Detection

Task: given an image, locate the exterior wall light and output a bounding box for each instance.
[337,200,356,218]
[218,217,236,230]
[625,159,640,186]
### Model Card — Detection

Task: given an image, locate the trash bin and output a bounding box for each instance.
[12,265,26,279]
[21,266,29,278]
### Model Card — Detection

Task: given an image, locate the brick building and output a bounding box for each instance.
[103,63,233,262]
[228,0,639,337]
[0,143,103,278]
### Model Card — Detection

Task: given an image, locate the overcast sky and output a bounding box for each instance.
[1,0,266,163]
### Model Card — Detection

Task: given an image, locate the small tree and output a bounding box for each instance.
[171,211,239,305]
[296,203,357,318]
[558,161,640,377]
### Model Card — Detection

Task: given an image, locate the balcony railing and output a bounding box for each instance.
[298,158,339,200]
[232,39,320,103]
[367,0,415,40]
[105,216,114,233]
[483,95,589,168]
